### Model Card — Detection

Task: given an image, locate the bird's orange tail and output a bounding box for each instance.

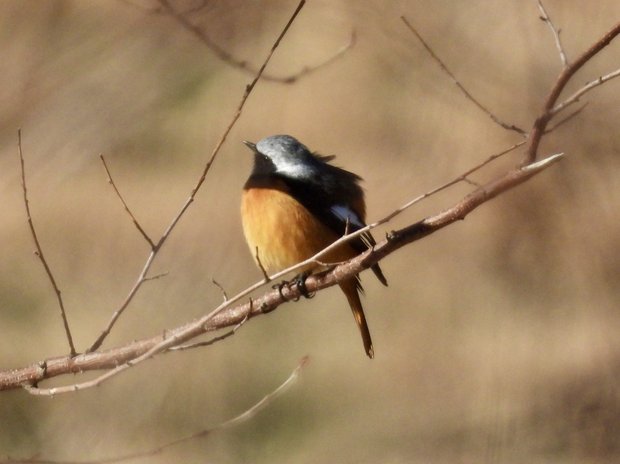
[339,279,374,358]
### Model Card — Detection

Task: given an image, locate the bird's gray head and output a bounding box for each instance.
[244,135,319,179]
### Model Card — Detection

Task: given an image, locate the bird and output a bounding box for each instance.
[240,134,387,358]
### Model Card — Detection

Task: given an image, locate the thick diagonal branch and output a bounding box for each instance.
[0,153,562,393]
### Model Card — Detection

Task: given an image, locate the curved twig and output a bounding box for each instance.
[155,0,354,84]
[400,16,527,136]
[4,358,307,464]
[537,0,569,68]
[551,68,620,116]
[99,154,155,248]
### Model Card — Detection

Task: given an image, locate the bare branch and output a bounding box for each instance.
[345,139,527,242]
[525,21,620,164]
[6,358,306,464]
[143,271,169,282]
[400,16,527,136]
[87,0,308,353]
[4,151,563,394]
[343,217,351,236]
[217,356,308,429]
[17,130,76,357]
[87,249,159,352]
[154,0,352,84]
[551,68,620,115]
[211,278,228,302]
[169,308,250,351]
[537,0,569,67]
[546,102,588,132]
[100,154,155,249]
[277,31,357,84]
[255,247,270,282]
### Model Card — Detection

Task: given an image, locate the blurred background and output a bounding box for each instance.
[1,0,620,462]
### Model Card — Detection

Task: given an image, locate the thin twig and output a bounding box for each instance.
[255,247,270,282]
[100,155,155,249]
[551,68,620,116]
[87,0,308,353]
[155,0,350,84]
[360,140,527,234]
[10,358,307,464]
[87,250,159,352]
[278,31,357,84]
[211,278,228,302]
[462,178,481,187]
[312,259,346,268]
[169,310,249,351]
[343,217,351,236]
[17,130,76,357]
[537,0,569,67]
[143,272,169,282]
[400,16,527,136]
[218,356,308,428]
[545,102,588,132]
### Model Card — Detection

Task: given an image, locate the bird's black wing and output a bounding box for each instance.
[280,166,387,287]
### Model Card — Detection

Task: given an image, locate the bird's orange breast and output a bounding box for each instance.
[241,187,356,274]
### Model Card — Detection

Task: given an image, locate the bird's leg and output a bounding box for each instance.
[272,280,290,300]
[271,272,314,301]
[292,271,315,299]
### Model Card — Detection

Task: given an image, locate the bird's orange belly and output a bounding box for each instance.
[241,188,354,274]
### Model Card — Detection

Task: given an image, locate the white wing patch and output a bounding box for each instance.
[330,204,364,229]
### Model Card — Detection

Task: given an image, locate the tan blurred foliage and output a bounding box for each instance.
[1,0,620,462]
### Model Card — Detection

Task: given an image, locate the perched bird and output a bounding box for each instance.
[240,135,387,358]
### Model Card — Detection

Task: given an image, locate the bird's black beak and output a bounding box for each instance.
[243,140,257,152]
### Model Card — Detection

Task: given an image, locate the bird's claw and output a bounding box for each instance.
[271,273,315,301]
[272,281,288,299]
[293,272,315,299]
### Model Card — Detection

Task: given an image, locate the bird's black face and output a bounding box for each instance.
[244,140,278,176]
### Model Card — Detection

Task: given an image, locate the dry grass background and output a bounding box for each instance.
[1,0,620,462]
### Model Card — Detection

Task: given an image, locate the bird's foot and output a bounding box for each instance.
[271,273,315,301]
[272,280,289,300]
[292,272,315,299]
